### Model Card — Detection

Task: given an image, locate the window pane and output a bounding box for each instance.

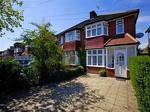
[97,27,102,35]
[98,50,102,54]
[88,50,91,54]
[98,56,102,66]
[87,30,91,37]
[92,29,96,36]
[93,56,97,65]
[116,19,124,34]
[117,25,123,33]
[93,50,97,54]
[76,30,80,40]
[104,26,107,35]
[88,56,92,65]
[92,25,96,36]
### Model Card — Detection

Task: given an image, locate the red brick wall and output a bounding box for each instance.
[108,15,136,37]
[85,36,108,50]
[86,66,105,74]
[106,68,115,77]
[63,41,81,51]
[124,15,136,37]
[108,21,116,37]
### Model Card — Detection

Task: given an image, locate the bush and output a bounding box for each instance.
[22,66,39,86]
[50,66,85,82]
[0,60,30,93]
[129,56,150,112]
[75,66,85,76]
[99,70,107,77]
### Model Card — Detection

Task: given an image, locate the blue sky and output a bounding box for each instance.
[0,0,150,51]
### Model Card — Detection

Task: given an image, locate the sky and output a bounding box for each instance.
[0,0,150,51]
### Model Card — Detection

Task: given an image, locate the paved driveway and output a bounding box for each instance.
[76,74,138,112]
[1,74,138,112]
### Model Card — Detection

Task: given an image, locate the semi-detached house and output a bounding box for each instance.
[58,9,140,78]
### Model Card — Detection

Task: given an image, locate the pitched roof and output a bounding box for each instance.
[105,33,139,46]
[146,27,150,33]
[58,9,139,35]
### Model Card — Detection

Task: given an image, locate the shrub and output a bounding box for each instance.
[75,66,85,76]
[99,70,107,77]
[50,66,85,82]
[22,66,39,86]
[129,56,150,112]
[0,60,30,92]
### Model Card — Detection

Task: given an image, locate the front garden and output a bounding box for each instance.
[0,23,85,96]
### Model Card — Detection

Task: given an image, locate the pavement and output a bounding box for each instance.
[0,74,138,112]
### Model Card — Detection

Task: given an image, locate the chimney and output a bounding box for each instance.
[90,11,97,19]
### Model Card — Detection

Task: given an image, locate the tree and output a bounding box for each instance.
[21,23,63,84]
[0,0,23,36]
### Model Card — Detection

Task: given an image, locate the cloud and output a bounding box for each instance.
[138,16,150,23]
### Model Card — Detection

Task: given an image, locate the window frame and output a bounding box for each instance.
[86,49,105,67]
[65,30,80,42]
[85,21,108,38]
[116,19,124,34]
[63,51,79,65]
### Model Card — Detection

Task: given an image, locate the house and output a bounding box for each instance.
[58,9,140,78]
[142,27,150,55]
[13,43,32,67]
[1,42,32,67]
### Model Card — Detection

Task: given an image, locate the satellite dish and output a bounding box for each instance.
[136,33,144,38]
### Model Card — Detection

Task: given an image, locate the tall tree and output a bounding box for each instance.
[21,23,63,84]
[0,0,23,36]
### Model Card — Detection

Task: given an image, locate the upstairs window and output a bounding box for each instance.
[116,19,124,34]
[86,21,108,38]
[91,25,96,36]
[60,36,64,45]
[65,30,80,42]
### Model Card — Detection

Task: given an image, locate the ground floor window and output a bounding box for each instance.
[86,49,105,67]
[63,51,79,65]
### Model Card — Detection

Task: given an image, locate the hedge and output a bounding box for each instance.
[0,60,30,93]
[128,56,150,112]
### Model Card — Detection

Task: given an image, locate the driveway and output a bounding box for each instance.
[0,74,138,112]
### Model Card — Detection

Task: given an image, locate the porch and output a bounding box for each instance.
[106,45,137,78]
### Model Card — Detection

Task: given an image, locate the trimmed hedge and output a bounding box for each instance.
[129,56,150,112]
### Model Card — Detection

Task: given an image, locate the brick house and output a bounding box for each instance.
[58,9,140,78]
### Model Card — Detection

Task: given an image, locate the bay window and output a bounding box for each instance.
[116,19,124,34]
[65,30,80,42]
[86,49,105,67]
[60,36,64,45]
[63,51,79,65]
[86,21,108,38]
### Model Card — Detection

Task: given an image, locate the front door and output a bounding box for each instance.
[115,50,127,78]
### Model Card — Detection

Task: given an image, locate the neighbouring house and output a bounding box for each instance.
[58,9,140,78]
[1,42,32,67]
[13,43,32,67]
[141,27,150,55]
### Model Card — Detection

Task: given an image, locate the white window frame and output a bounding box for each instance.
[60,36,64,44]
[86,49,105,67]
[116,19,124,34]
[85,21,108,38]
[65,30,80,42]
[63,51,79,65]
